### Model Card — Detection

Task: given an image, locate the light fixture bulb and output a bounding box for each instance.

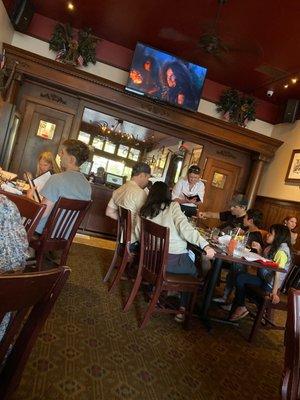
[67,2,74,11]
[291,78,298,84]
[284,84,289,89]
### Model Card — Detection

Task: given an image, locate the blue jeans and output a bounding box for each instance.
[167,253,197,306]
[234,272,271,307]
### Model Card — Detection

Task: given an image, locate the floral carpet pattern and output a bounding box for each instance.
[12,243,284,400]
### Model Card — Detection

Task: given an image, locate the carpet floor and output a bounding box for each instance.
[12,243,285,400]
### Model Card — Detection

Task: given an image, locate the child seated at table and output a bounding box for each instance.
[229,224,292,321]
[213,209,264,307]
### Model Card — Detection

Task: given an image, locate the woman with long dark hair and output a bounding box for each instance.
[229,224,293,321]
[137,181,215,322]
[283,215,298,245]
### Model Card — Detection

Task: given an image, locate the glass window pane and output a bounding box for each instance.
[104,141,116,154]
[92,136,104,150]
[107,160,125,175]
[123,166,132,181]
[128,148,140,161]
[78,131,90,144]
[80,161,92,175]
[117,144,129,158]
[91,155,108,173]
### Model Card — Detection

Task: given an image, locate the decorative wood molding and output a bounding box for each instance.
[216,149,236,159]
[40,92,66,105]
[3,43,283,158]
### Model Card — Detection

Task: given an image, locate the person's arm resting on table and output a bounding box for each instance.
[198,211,220,219]
[172,203,215,258]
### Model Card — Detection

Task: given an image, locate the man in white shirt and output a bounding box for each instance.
[172,165,205,217]
[105,162,151,245]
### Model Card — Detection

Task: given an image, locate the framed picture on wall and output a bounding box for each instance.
[285,149,300,184]
[189,147,203,167]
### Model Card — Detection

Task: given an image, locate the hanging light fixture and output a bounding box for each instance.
[95,118,155,149]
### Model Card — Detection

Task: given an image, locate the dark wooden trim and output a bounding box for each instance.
[3,43,283,159]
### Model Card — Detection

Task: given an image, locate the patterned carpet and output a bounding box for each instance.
[12,243,285,400]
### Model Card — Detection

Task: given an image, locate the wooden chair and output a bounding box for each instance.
[30,197,91,270]
[0,190,46,241]
[103,207,136,292]
[281,288,300,400]
[123,218,202,329]
[0,266,70,400]
[247,264,300,342]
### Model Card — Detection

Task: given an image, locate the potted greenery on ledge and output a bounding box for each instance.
[49,23,98,67]
[216,88,256,127]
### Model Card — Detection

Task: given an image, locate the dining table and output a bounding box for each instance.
[188,240,287,331]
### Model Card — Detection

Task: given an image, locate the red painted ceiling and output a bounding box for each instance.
[3,0,300,107]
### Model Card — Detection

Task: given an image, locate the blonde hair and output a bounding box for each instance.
[36,151,60,176]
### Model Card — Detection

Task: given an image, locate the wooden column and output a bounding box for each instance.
[246,155,267,208]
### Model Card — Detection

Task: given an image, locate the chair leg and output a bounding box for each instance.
[184,289,198,330]
[139,284,162,329]
[108,255,130,293]
[248,299,268,342]
[35,250,44,271]
[103,247,120,283]
[123,274,142,312]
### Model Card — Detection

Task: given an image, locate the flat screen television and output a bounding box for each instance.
[125,42,207,112]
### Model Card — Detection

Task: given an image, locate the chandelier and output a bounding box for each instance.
[95,119,155,149]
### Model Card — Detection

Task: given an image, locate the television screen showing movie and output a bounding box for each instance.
[125,43,207,112]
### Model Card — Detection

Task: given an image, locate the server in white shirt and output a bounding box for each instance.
[172,165,205,217]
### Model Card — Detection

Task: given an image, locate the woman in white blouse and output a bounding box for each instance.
[136,182,215,322]
[172,165,205,217]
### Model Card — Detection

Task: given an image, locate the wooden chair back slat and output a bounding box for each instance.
[0,190,46,241]
[31,197,91,269]
[103,207,134,290]
[140,218,169,284]
[0,267,70,400]
[281,289,300,400]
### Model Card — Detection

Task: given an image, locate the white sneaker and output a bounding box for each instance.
[220,303,232,311]
[174,307,185,323]
[212,296,227,304]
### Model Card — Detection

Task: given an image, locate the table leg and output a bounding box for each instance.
[199,258,223,330]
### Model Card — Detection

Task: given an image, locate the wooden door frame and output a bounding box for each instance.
[10,95,75,173]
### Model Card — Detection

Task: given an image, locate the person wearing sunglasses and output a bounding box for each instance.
[172,165,204,218]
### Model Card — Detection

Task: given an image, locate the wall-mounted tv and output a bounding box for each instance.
[125,42,207,112]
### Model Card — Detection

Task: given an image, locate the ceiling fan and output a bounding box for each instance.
[198,0,230,55]
[159,0,262,64]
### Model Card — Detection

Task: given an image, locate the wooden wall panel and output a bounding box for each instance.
[254,196,300,250]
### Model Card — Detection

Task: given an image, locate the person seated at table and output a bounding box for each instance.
[106,162,151,250]
[283,215,298,246]
[172,165,205,218]
[198,194,248,231]
[35,139,92,234]
[26,151,60,200]
[136,181,215,322]
[0,194,29,340]
[25,151,60,180]
[213,208,264,306]
[229,224,293,321]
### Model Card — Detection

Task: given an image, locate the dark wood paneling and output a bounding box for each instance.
[254,196,300,250]
[80,183,117,237]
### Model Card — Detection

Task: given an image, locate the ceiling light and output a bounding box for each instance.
[284,84,289,89]
[67,2,75,11]
[291,78,298,84]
